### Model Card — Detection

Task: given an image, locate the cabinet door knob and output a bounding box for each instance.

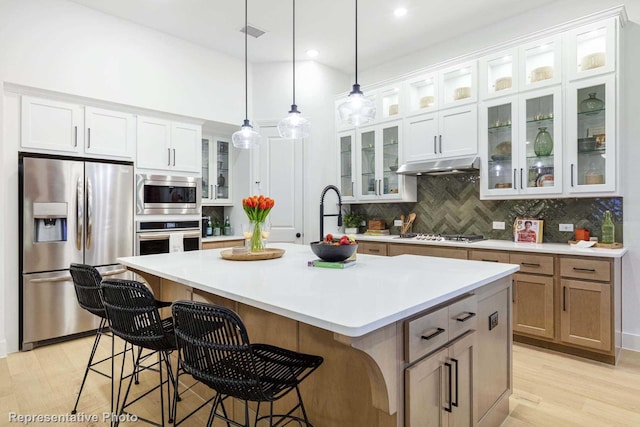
[296,232,301,238]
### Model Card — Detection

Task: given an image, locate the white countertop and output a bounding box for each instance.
[118,243,519,337]
[356,235,627,258]
[202,235,244,243]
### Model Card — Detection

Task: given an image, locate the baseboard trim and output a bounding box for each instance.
[622,332,640,352]
[0,338,7,358]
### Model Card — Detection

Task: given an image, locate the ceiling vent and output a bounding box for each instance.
[241,25,266,38]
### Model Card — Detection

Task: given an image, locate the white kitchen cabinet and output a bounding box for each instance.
[404,72,438,117]
[337,131,357,201]
[202,136,232,205]
[21,96,83,154]
[85,106,135,158]
[479,48,518,100]
[405,331,475,427]
[439,61,478,108]
[377,82,403,122]
[136,116,201,173]
[404,104,477,163]
[519,34,562,90]
[565,74,617,194]
[480,86,562,199]
[21,96,135,160]
[356,120,415,202]
[565,18,617,81]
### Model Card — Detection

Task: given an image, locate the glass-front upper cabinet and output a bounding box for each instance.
[439,61,478,107]
[565,18,616,81]
[405,73,438,116]
[378,83,402,121]
[202,136,232,205]
[480,97,518,197]
[518,87,562,195]
[358,121,401,200]
[519,35,562,90]
[566,74,616,194]
[479,49,518,100]
[338,131,356,201]
[480,87,562,199]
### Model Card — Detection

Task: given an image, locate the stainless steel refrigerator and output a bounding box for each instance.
[20,155,134,350]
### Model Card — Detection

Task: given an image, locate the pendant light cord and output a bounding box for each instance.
[244,0,248,121]
[292,0,296,105]
[354,0,358,86]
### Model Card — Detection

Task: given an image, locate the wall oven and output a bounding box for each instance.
[136,220,201,255]
[136,174,201,215]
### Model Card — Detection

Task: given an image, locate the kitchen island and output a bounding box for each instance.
[118,243,519,427]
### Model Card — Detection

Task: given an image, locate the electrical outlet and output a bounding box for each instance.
[489,311,499,331]
[492,221,505,230]
[393,219,403,227]
[559,223,574,232]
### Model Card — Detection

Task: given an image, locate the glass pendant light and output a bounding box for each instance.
[277,0,311,139]
[232,0,261,149]
[337,0,376,126]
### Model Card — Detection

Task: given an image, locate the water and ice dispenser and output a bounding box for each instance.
[33,202,67,242]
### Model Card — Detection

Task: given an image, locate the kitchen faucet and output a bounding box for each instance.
[319,185,342,240]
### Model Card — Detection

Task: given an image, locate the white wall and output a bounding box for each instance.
[0,0,247,356]
[358,0,640,351]
[252,61,349,243]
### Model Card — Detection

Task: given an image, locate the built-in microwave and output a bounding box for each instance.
[136,174,201,215]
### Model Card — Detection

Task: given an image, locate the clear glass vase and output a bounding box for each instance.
[534,127,553,157]
[250,221,264,252]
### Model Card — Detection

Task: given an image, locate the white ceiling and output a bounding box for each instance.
[69,0,557,74]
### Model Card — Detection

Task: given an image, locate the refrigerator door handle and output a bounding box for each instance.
[76,176,83,251]
[86,178,93,250]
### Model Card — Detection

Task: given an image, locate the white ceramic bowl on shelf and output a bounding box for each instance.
[453,86,471,100]
[530,66,553,82]
[581,52,605,70]
[494,76,512,91]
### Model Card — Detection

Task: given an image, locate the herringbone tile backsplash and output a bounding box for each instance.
[351,174,623,243]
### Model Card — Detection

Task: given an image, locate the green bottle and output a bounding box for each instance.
[601,211,615,244]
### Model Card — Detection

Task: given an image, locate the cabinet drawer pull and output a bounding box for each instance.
[521,262,541,267]
[173,148,176,166]
[439,135,442,153]
[571,164,575,187]
[168,148,171,166]
[421,327,445,341]
[444,362,453,413]
[563,286,567,311]
[513,169,517,190]
[520,168,524,189]
[573,267,596,273]
[368,248,380,253]
[433,136,437,155]
[456,312,476,323]
[87,127,91,148]
[481,258,499,262]
[74,126,78,147]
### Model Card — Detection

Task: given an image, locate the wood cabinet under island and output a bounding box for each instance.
[118,243,519,427]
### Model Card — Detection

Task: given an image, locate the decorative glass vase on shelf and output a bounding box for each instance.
[534,127,553,157]
[579,92,604,113]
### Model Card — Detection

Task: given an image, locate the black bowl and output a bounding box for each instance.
[310,241,358,262]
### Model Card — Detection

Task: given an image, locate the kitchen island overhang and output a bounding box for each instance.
[118,243,519,427]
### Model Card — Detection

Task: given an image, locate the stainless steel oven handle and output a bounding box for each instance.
[101,268,128,277]
[30,276,72,283]
[137,232,200,241]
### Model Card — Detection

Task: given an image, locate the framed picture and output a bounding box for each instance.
[514,218,544,243]
[587,127,606,149]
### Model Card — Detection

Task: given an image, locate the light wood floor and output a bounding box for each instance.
[1,336,639,426]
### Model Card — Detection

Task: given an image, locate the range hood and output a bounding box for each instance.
[396,157,480,176]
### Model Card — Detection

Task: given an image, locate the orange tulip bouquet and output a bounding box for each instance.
[242,195,275,252]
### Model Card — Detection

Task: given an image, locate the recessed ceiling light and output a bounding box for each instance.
[394,7,407,17]
[306,49,319,58]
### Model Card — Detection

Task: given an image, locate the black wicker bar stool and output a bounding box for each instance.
[171,300,324,427]
[100,279,178,426]
[69,263,136,418]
